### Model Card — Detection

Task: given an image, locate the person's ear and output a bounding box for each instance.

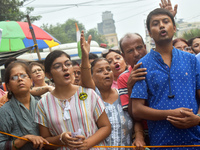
[148,29,153,38]
[144,44,146,50]
[173,25,177,34]
[6,83,10,91]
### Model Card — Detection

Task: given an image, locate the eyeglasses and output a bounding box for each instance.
[52,61,72,71]
[184,47,192,51]
[32,68,43,74]
[10,74,29,81]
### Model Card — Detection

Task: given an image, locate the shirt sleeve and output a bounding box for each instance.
[35,99,48,127]
[117,75,129,109]
[0,108,13,150]
[195,56,200,89]
[130,79,148,100]
[92,89,105,122]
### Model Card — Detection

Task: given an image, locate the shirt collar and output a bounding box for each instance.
[150,47,177,63]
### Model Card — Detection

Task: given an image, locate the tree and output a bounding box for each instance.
[41,19,86,44]
[0,0,41,22]
[85,28,108,46]
[182,28,200,40]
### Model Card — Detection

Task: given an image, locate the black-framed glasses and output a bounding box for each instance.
[52,60,72,72]
[10,74,29,81]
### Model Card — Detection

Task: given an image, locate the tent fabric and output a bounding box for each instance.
[0,46,33,66]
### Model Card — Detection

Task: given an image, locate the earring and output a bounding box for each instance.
[8,91,12,99]
[50,78,54,83]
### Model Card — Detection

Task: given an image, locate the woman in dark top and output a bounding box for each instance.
[0,61,48,150]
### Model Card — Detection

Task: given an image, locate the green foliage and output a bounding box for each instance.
[85,28,108,46]
[41,19,108,45]
[182,28,200,40]
[41,19,85,44]
[0,0,41,22]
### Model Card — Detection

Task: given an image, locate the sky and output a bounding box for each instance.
[22,0,200,43]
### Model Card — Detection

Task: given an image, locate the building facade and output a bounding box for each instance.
[98,11,118,47]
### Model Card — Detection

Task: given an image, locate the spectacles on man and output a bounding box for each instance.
[52,60,72,72]
[10,74,29,81]
[32,68,43,74]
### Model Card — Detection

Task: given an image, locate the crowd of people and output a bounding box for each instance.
[0,0,200,150]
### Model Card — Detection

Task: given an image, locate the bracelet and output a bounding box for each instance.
[13,139,19,150]
[80,64,91,70]
[59,132,66,145]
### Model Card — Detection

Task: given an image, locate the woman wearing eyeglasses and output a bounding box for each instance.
[79,31,144,150]
[0,61,49,150]
[29,62,54,100]
[173,38,194,54]
[102,47,127,89]
[35,50,111,150]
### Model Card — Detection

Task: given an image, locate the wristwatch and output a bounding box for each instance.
[196,114,200,126]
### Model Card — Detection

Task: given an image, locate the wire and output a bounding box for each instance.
[26,0,148,8]
[116,5,157,23]
[23,0,37,7]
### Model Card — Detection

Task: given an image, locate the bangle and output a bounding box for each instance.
[80,64,91,70]
[59,132,66,145]
[13,139,19,150]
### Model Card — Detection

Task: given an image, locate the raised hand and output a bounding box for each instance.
[159,0,178,17]
[80,30,92,56]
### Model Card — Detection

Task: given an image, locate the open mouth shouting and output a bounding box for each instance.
[115,63,120,71]
[160,30,167,36]
[64,73,70,79]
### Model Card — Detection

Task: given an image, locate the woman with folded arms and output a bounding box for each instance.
[29,62,54,100]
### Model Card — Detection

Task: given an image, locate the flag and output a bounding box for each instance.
[0,28,2,46]
[75,23,81,58]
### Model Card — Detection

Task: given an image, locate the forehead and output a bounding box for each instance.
[150,14,172,22]
[10,65,26,75]
[193,38,200,44]
[106,51,121,59]
[93,60,110,69]
[174,41,187,46]
[122,36,143,48]
[73,65,80,71]
[53,54,70,64]
[31,65,41,70]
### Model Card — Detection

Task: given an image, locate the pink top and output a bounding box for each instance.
[111,80,118,89]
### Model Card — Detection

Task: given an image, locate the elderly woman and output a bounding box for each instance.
[35,50,111,150]
[0,61,48,150]
[80,31,146,149]
[29,62,54,99]
[172,38,194,54]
